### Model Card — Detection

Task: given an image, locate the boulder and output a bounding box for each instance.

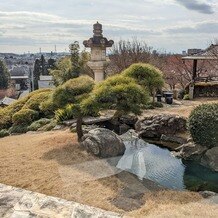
[119,114,138,126]
[82,115,113,125]
[120,129,139,142]
[175,142,207,160]
[136,115,187,139]
[62,115,113,127]
[160,134,187,145]
[119,124,131,135]
[81,128,125,158]
[201,147,218,172]
[199,191,217,198]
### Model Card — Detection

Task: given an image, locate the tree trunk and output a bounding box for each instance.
[152,91,156,103]
[76,115,83,142]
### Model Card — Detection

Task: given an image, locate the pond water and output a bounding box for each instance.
[116,139,218,192]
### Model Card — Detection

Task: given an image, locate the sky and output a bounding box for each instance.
[0,0,218,54]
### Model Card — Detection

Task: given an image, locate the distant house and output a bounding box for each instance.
[182,44,218,98]
[10,65,30,91]
[38,76,54,89]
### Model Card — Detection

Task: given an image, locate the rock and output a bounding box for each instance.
[82,115,113,125]
[82,125,100,134]
[160,134,187,145]
[62,115,113,127]
[53,125,66,130]
[199,191,217,198]
[176,142,207,160]
[120,129,139,142]
[119,115,138,126]
[136,115,187,139]
[201,147,218,171]
[62,119,77,126]
[81,128,125,158]
[119,124,131,135]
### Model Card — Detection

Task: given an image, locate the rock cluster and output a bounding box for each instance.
[135,115,187,139]
[81,128,125,158]
[78,113,217,172]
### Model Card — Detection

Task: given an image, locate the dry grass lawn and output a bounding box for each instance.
[141,97,218,118]
[0,129,217,217]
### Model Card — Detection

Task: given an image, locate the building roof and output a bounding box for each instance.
[10,65,29,77]
[1,97,16,106]
[182,44,218,60]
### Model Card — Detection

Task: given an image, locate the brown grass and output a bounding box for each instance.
[0,125,217,216]
[141,98,218,118]
[127,190,218,217]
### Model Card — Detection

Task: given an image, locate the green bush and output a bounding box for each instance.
[9,125,28,134]
[22,89,52,111]
[39,97,55,117]
[12,109,39,125]
[55,104,77,122]
[38,119,57,131]
[0,88,52,129]
[89,74,149,115]
[188,103,218,147]
[183,94,190,100]
[52,76,94,107]
[122,63,165,96]
[0,129,9,138]
[153,102,164,108]
[27,118,51,131]
[143,104,155,110]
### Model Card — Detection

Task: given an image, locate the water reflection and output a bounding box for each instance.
[117,138,185,190]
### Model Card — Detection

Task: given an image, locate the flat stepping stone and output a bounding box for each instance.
[0,183,122,218]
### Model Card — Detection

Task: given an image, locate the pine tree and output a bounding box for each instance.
[69,41,80,78]
[0,60,10,89]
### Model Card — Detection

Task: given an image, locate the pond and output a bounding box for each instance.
[116,139,218,193]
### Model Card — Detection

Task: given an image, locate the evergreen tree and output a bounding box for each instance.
[40,55,46,75]
[48,58,56,70]
[0,60,10,89]
[69,41,80,78]
[33,59,41,90]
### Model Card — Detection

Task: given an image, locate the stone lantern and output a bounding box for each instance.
[83,22,114,82]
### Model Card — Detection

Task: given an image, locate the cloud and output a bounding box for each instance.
[165,21,218,34]
[175,0,214,14]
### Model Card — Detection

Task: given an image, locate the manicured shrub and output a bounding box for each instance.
[39,97,56,117]
[143,103,155,110]
[52,76,94,107]
[12,109,39,125]
[0,88,52,129]
[122,63,165,101]
[0,113,11,130]
[183,94,190,100]
[9,125,28,134]
[153,102,164,108]
[0,129,9,138]
[188,103,218,147]
[22,89,52,111]
[89,74,149,115]
[55,104,77,122]
[38,119,57,131]
[27,118,51,131]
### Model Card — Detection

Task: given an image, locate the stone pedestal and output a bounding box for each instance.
[83,22,114,82]
[87,60,109,82]
[189,84,194,100]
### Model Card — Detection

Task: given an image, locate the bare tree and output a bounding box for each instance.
[163,55,209,89]
[107,38,165,75]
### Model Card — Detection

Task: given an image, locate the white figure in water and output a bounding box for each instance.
[117,137,185,190]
